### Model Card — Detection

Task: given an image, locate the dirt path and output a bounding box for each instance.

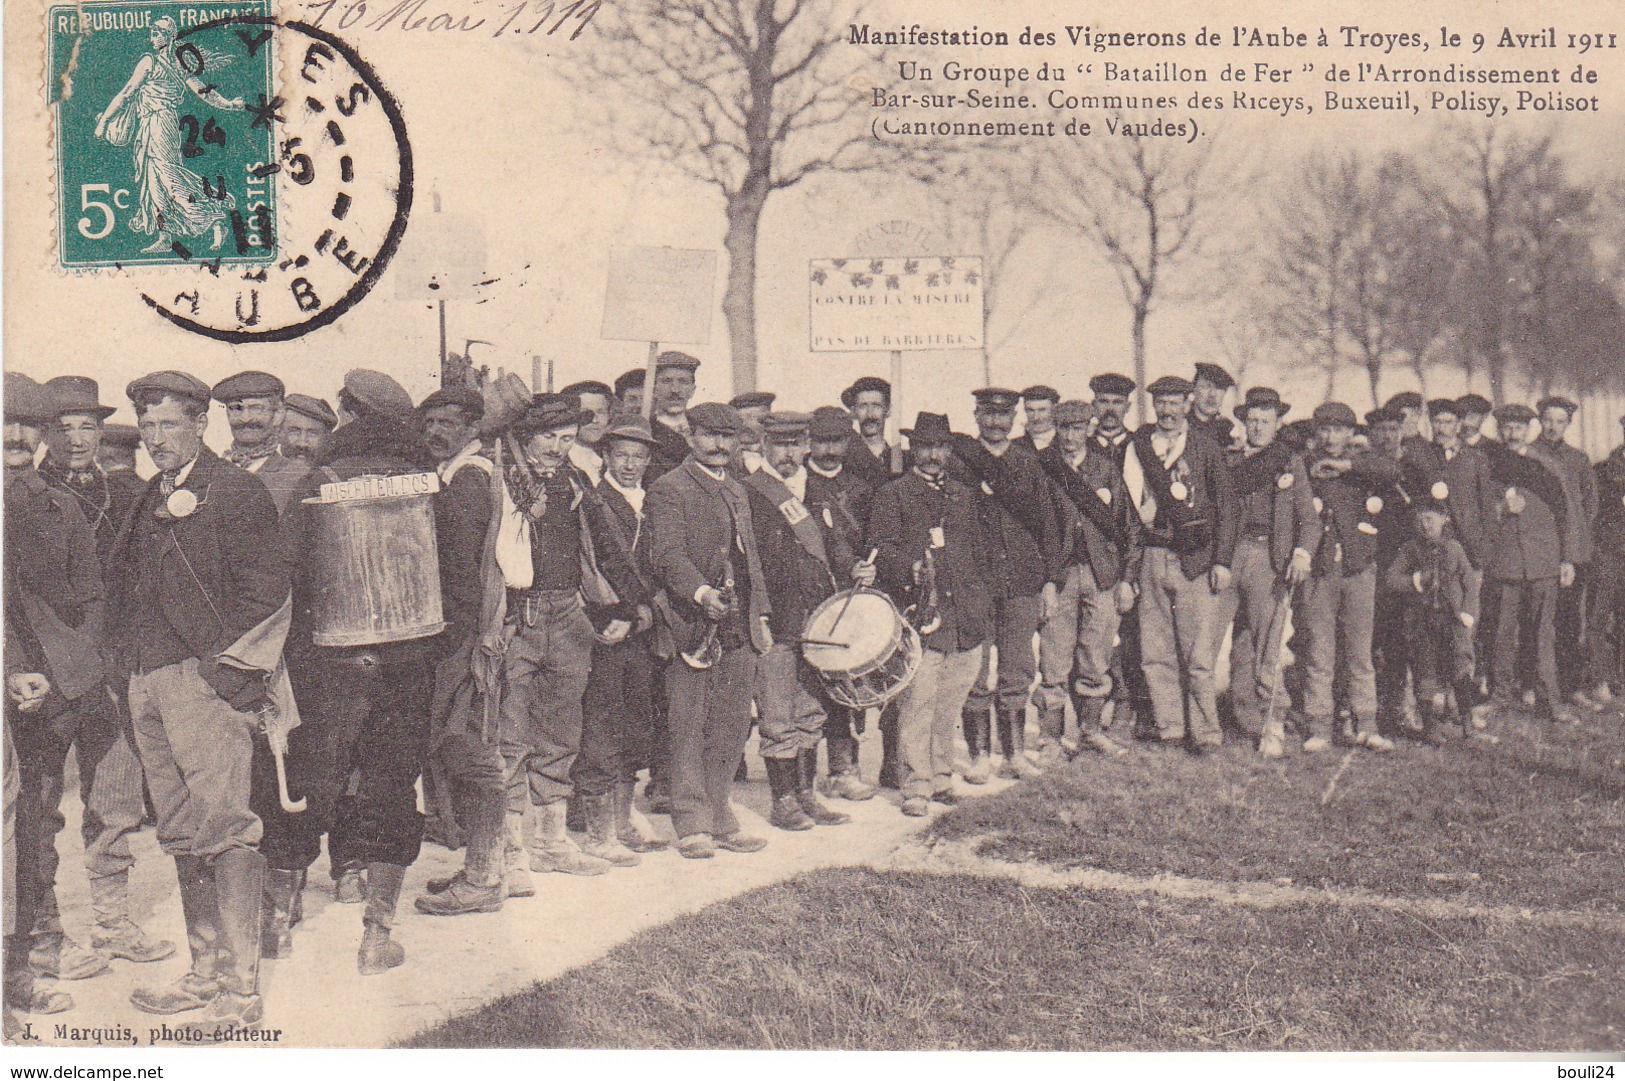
[28,738,1018,1049]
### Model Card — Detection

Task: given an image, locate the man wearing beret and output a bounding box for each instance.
[645,403,773,858]
[1218,388,1316,757]
[840,376,903,487]
[867,413,994,815]
[1035,399,1140,757]
[569,413,670,863]
[278,394,337,465]
[743,412,874,830]
[804,406,883,799]
[951,387,1063,781]
[1123,376,1238,754]
[647,352,702,483]
[485,394,649,880]
[1014,385,1060,454]
[1478,405,1581,725]
[34,376,172,972]
[213,371,309,517]
[1296,403,1406,753]
[1536,396,1599,707]
[107,370,289,1025]
[4,373,112,1015]
[1191,363,1239,451]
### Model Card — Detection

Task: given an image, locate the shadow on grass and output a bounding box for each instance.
[928,709,1625,912]
[399,868,1624,1051]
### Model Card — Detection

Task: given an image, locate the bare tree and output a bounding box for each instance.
[1030,117,1231,425]
[1260,151,1357,401]
[569,1,928,393]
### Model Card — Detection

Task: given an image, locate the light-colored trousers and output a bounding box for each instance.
[1036,563,1122,717]
[898,645,984,799]
[1138,547,1226,744]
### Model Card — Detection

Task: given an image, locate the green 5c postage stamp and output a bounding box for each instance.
[49,1,276,269]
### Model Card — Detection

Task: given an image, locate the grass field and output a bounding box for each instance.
[403,868,1623,1050]
[930,707,1625,913]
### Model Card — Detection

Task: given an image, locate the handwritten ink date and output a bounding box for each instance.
[301,0,601,40]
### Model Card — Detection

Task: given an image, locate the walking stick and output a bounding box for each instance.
[1260,581,1298,741]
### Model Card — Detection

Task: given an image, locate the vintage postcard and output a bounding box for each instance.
[3,0,1623,1064]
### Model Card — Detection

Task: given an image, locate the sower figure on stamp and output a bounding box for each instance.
[4,373,111,1017]
[803,406,879,802]
[645,403,774,860]
[868,413,992,817]
[279,371,480,972]
[1122,376,1239,756]
[1219,388,1316,758]
[1036,399,1140,759]
[951,388,1063,783]
[212,372,313,516]
[492,394,648,883]
[744,412,874,832]
[36,376,174,968]
[108,371,288,1026]
[1297,403,1405,754]
[569,413,669,865]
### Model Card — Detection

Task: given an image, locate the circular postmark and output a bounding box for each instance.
[140,15,412,342]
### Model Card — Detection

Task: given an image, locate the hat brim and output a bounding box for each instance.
[603,430,661,448]
[1234,401,1290,420]
[53,404,118,421]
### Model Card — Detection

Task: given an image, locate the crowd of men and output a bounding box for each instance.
[4,353,1623,1035]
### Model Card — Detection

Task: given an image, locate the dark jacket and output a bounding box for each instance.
[1542,439,1598,565]
[866,470,993,654]
[594,479,656,605]
[645,459,771,657]
[1088,428,1134,473]
[645,419,692,484]
[1401,441,1497,570]
[1596,448,1625,555]
[1191,412,1238,452]
[744,469,847,640]
[1303,448,1404,577]
[843,432,902,489]
[1384,534,1473,622]
[1038,442,1141,589]
[249,451,315,518]
[37,456,146,571]
[948,436,1064,595]
[804,465,874,562]
[5,468,105,706]
[1127,424,1239,579]
[1226,440,1319,573]
[107,447,288,679]
[1481,440,1574,582]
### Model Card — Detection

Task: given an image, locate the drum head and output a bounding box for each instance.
[803,591,900,673]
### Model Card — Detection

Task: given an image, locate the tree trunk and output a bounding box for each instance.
[1366,361,1381,411]
[721,188,768,397]
[1131,301,1149,429]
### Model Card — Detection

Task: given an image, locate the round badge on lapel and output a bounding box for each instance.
[1431,481,1450,500]
[1169,481,1189,501]
[1366,495,1383,515]
[166,489,199,519]
[1277,472,1294,490]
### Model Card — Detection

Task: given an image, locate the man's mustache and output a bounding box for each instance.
[5,442,35,453]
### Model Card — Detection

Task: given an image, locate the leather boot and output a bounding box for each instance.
[615,781,667,852]
[1000,709,1042,778]
[89,870,175,963]
[290,868,306,927]
[646,775,672,816]
[202,848,265,1026]
[333,860,365,904]
[357,862,407,976]
[581,791,641,867]
[795,749,850,825]
[565,793,587,834]
[962,707,991,785]
[425,785,507,903]
[29,895,108,981]
[529,800,612,875]
[767,757,814,830]
[130,855,220,1015]
[503,810,535,898]
[878,709,901,790]
[1074,696,1127,756]
[822,731,876,801]
[5,934,73,1015]
[259,868,299,959]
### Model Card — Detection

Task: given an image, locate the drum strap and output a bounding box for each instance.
[744,470,834,583]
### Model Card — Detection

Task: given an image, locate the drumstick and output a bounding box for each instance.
[828,549,878,636]
[784,637,851,648]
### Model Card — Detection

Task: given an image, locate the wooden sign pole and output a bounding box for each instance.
[889,348,904,475]
[641,341,660,422]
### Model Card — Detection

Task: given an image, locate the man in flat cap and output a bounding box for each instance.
[1121,375,1238,755]
[1191,363,1238,451]
[1218,388,1316,757]
[1295,403,1406,754]
[1015,385,1060,454]
[107,370,288,1025]
[614,368,646,417]
[951,388,1062,781]
[1087,372,1145,732]
[1361,406,1420,738]
[742,412,876,831]
[647,352,702,482]
[4,373,113,1015]
[34,376,173,972]
[1384,392,1426,450]
[645,403,773,859]
[484,394,649,882]
[276,370,486,965]
[561,380,616,486]
[867,413,993,815]
[213,371,309,517]
[804,406,883,799]
[731,391,776,425]
[1035,399,1139,758]
[97,424,141,475]
[1478,405,1581,726]
[840,376,903,487]
[568,412,670,864]
[1536,396,1598,707]
[278,394,336,465]
[1456,394,1491,450]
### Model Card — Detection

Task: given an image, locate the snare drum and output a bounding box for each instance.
[800,588,921,710]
